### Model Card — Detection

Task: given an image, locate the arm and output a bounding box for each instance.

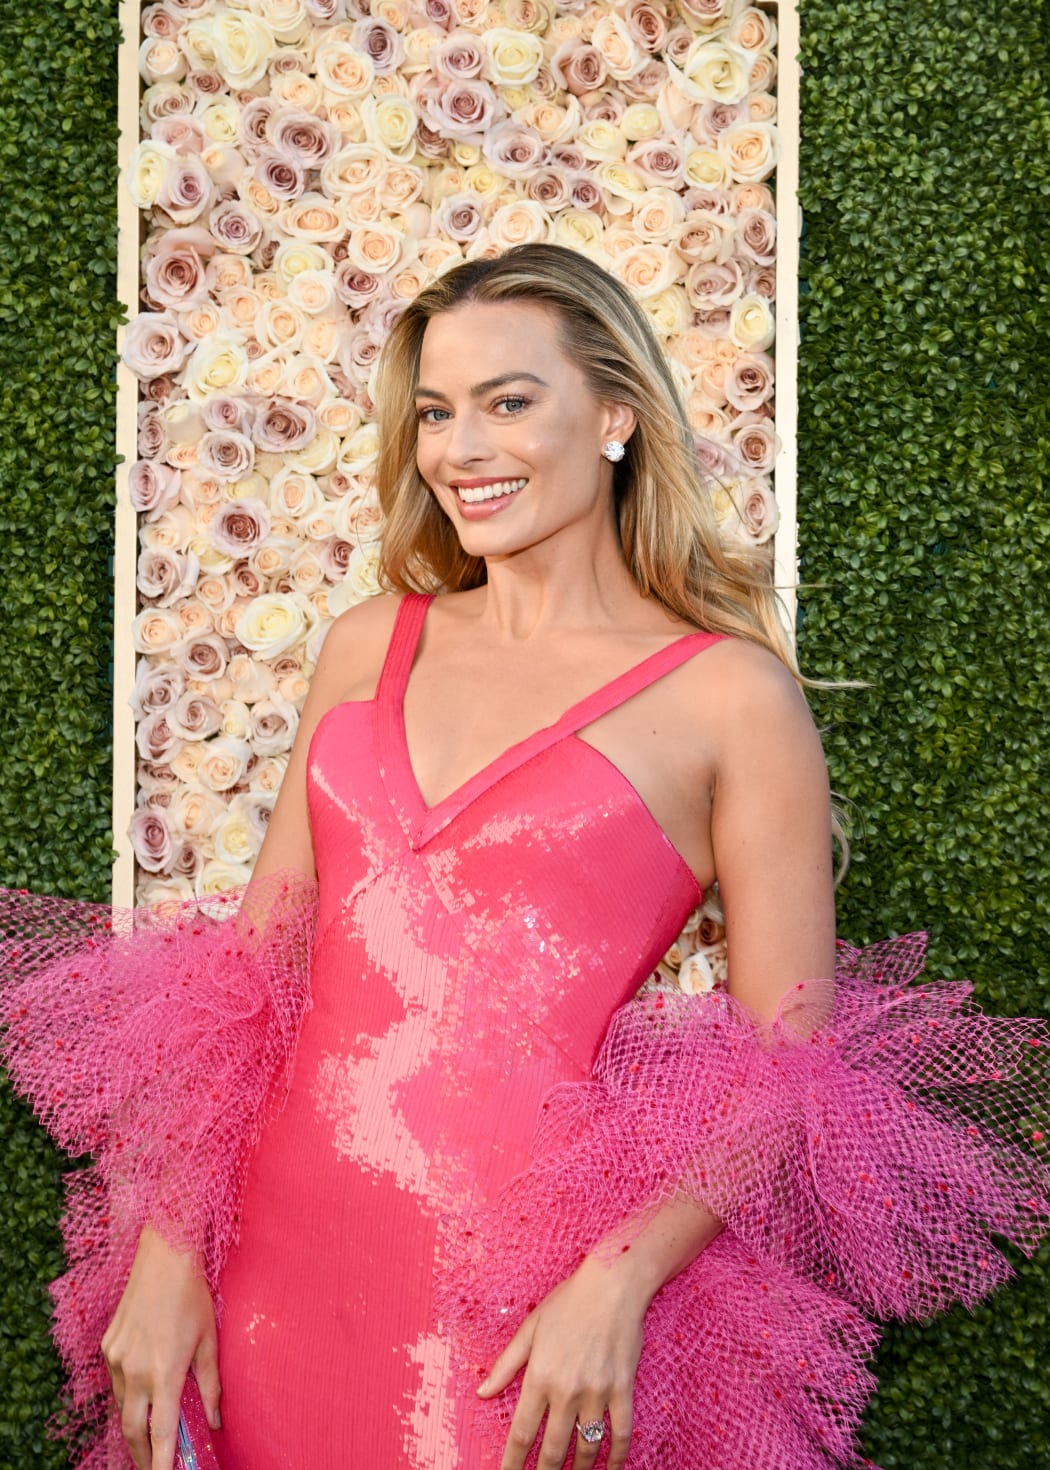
[481,644,836,1470]
[103,596,401,1470]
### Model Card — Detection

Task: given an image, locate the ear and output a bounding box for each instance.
[603,400,636,447]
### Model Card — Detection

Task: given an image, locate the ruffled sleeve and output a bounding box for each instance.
[0,869,317,1465]
[437,935,1050,1469]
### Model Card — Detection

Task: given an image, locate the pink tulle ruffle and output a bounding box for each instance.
[438,935,1050,1469]
[0,871,317,1467]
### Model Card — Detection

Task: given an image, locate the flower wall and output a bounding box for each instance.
[125,0,782,900]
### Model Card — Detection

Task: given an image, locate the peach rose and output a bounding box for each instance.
[591,13,646,80]
[197,735,253,793]
[718,121,779,184]
[133,608,184,655]
[729,412,779,474]
[488,200,553,249]
[228,653,278,704]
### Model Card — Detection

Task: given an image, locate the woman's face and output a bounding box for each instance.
[414,300,633,560]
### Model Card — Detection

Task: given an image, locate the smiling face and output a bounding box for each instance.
[413,300,634,563]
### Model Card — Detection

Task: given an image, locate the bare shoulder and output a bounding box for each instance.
[310,592,406,705]
[682,634,824,759]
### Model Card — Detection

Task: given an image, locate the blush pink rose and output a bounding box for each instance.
[551,39,607,95]
[198,430,255,481]
[169,691,224,741]
[482,121,545,177]
[129,805,178,873]
[232,563,266,598]
[129,459,182,515]
[748,264,777,300]
[334,261,384,309]
[137,548,199,605]
[628,136,683,186]
[318,537,354,580]
[432,33,484,79]
[271,110,342,169]
[131,659,185,719]
[622,0,668,53]
[423,79,503,142]
[619,58,667,102]
[186,70,225,98]
[305,0,348,18]
[123,311,193,379]
[238,97,280,157]
[145,241,210,309]
[174,632,229,681]
[525,169,572,211]
[157,155,211,223]
[209,498,272,555]
[735,206,777,264]
[351,17,403,73]
[255,149,306,201]
[570,175,603,212]
[436,193,485,242]
[686,259,744,310]
[723,351,775,411]
[253,398,317,451]
[202,395,254,434]
[137,404,169,458]
[729,413,778,473]
[142,4,184,39]
[208,200,263,256]
[152,117,206,153]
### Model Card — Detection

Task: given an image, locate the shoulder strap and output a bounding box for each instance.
[551,630,727,740]
[374,593,434,710]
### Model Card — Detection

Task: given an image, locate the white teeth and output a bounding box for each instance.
[455,478,527,504]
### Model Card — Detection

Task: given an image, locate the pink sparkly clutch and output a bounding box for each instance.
[175,1373,224,1470]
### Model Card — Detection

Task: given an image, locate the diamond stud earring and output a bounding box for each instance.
[602,440,625,462]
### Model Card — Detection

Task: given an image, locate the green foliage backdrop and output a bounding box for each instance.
[0,1,1047,1465]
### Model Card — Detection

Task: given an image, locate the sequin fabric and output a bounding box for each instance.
[215,593,719,1469]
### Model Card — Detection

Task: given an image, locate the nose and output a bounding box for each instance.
[443,406,494,469]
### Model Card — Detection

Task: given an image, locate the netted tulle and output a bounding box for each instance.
[437,935,1050,1468]
[0,870,318,1467]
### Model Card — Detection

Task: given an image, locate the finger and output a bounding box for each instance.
[605,1392,634,1470]
[479,1317,535,1398]
[498,1389,549,1470]
[192,1330,223,1430]
[119,1388,154,1470]
[146,1380,183,1470]
[570,1408,608,1470]
[534,1405,580,1470]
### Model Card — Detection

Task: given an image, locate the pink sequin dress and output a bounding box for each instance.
[215,591,725,1468]
[2,591,1049,1470]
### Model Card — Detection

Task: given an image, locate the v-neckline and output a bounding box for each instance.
[375,593,724,852]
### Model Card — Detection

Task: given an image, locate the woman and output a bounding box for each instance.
[3,244,1048,1470]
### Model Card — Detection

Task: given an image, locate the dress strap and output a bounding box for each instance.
[374,592,434,710]
[550,628,727,741]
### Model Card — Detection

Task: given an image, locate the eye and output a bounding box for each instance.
[493,395,530,414]
[416,405,450,423]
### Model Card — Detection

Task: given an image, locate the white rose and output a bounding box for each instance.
[210,12,276,89]
[211,805,262,866]
[728,292,775,351]
[329,543,383,613]
[127,138,177,208]
[196,859,255,897]
[669,39,753,104]
[482,28,543,86]
[360,94,418,161]
[273,240,331,286]
[337,423,380,476]
[285,425,340,474]
[234,592,314,658]
[181,333,250,402]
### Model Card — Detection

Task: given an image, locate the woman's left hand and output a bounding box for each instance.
[477,1253,646,1470]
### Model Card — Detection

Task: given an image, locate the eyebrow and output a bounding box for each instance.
[414,372,549,400]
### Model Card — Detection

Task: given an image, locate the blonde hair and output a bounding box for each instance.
[374,243,801,678]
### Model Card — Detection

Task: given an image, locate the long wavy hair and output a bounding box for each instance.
[374,242,796,676]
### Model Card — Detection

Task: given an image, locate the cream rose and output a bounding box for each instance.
[669,38,752,104]
[133,607,184,655]
[316,39,375,97]
[361,94,418,161]
[728,292,775,351]
[210,12,275,89]
[482,28,543,86]
[329,543,383,613]
[228,653,278,704]
[180,332,249,401]
[234,592,314,658]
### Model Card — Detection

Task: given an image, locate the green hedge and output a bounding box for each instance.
[0,3,122,1464]
[0,0,1048,1465]
[796,0,1050,1464]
